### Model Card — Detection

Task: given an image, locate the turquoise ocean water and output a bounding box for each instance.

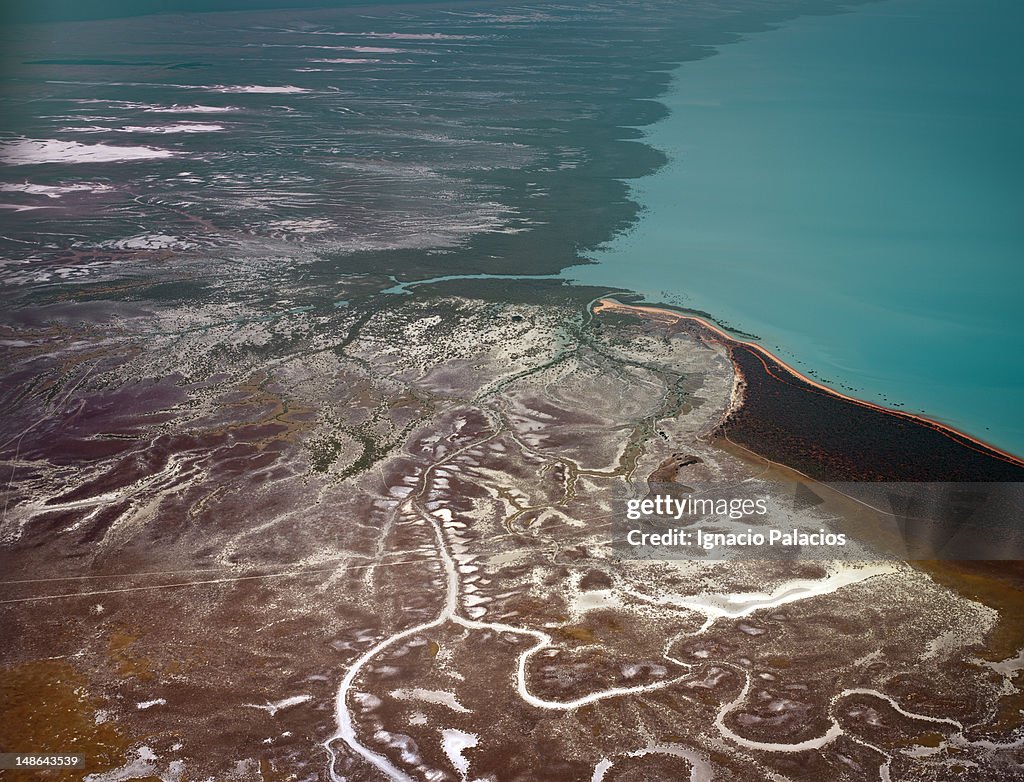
[568,0,1024,456]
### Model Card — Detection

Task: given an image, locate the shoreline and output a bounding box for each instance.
[593,297,1024,478]
[573,0,1024,460]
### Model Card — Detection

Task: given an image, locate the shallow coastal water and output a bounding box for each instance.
[569,0,1024,455]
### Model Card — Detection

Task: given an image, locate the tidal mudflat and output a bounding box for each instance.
[2,281,1022,780]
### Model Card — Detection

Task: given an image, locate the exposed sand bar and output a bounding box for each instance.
[593,298,1024,474]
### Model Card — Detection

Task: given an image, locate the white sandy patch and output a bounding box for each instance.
[63,123,224,134]
[208,84,309,94]
[145,104,238,113]
[571,589,620,615]
[100,234,197,250]
[975,647,1024,678]
[311,58,384,64]
[441,728,478,780]
[390,688,469,713]
[120,123,225,134]
[624,562,896,624]
[83,747,158,782]
[243,694,312,716]
[0,182,113,197]
[0,138,176,165]
[266,217,336,234]
[320,31,481,40]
